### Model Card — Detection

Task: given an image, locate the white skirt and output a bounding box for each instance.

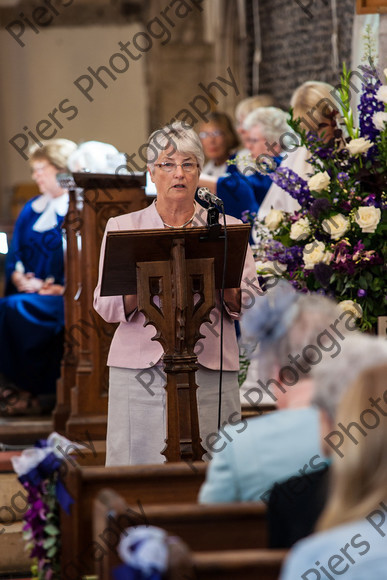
[105,364,241,466]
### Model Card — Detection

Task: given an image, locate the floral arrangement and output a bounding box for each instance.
[251,62,386,331]
[113,525,169,580]
[11,432,76,580]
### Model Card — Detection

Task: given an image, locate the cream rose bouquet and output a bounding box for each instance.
[252,62,386,331]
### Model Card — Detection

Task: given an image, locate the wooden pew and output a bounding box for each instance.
[53,173,148,441]
[60,460,207,577]
[91,488,278,580]
[194,550,287,580]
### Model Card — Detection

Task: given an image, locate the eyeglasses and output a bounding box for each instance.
[199,130,223,139]
[155,162,199,173]
[31,162,52,174]
[245,137,265,144]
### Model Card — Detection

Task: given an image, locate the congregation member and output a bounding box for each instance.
[259,80,340,218]
[93,121,260,466]
[241,106,288,205]
[198,111,240,178]
[197,111,259,223]
[234,94,276,166]
[0,138,77,416]
[268,333,387,548]
[280,363,387,579]
[199,106,289,223]
[198,282,357,503]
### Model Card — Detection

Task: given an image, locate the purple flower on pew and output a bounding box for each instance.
[114,526,169,580]
[11,432,79,580]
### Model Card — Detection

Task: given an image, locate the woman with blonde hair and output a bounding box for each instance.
[258,80,341,218]
[291,80,339,140]
[0,138,77,415]
[281,363,387,578]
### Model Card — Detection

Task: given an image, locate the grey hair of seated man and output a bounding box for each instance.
[312,333,387,422]
[240,281,358,385]
[147,121,205,173]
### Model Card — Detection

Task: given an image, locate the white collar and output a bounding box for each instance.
[31,193,69,232]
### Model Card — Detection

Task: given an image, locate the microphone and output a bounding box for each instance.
[197,187,224,207]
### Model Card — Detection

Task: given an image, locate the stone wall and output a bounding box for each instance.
[247,0,355,109]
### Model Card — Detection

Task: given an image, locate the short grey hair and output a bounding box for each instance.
[147,121,205,173]
[243,106,290,144]
[312,334,387,421]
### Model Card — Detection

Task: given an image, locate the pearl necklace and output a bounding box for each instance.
[157,202,196,229]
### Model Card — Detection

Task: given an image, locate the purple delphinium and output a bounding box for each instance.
[270,167,315,208]
[358,65,384,151]
[266,242,304,274]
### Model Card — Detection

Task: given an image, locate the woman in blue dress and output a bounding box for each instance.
[0,138,77,415]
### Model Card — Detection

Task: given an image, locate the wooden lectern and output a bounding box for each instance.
[100,224,250,462]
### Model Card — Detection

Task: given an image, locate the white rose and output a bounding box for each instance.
[376,85,387,104]
[354,206,381,233]
[338,300,363,319]
[373,111,387,131]
[303,240,332,270]
[290,217,311,241]
[264,209,284,231]
[308,171,331,192]
[321,214,350,240]
[256,260,287,276]
[346,138,373,156]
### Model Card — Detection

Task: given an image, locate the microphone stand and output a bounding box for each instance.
[199,198,228,431]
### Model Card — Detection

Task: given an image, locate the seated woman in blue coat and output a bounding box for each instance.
[0,138,77,415]
[198,106,289,223]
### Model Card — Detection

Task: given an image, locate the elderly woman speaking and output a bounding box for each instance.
[94,121,259,466]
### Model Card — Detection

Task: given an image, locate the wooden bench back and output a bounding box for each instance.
[91,488,281,580]
[60,460,206,577]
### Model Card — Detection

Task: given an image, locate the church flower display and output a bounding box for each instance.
[251,63,386,332]
[11,432,76,580]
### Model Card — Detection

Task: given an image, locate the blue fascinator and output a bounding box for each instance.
[241,279,299,353]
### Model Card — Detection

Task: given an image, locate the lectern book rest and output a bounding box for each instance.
[100,224,250,297]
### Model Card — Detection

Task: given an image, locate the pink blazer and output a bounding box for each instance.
[93,201,260,371]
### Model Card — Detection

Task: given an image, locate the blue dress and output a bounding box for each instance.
[0,197,65,396]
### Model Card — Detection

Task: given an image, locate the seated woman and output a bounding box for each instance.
[198,107,288,223]
[198,111,240,178]
[241,106,289,205]
[268,334,387,549]
[259,80,339,218]
[280,362,387,579]
[0,138,77,415]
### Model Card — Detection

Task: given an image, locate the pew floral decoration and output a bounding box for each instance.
[11,432,77,580]
[113,526,169,580]
[249,62,387,331]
